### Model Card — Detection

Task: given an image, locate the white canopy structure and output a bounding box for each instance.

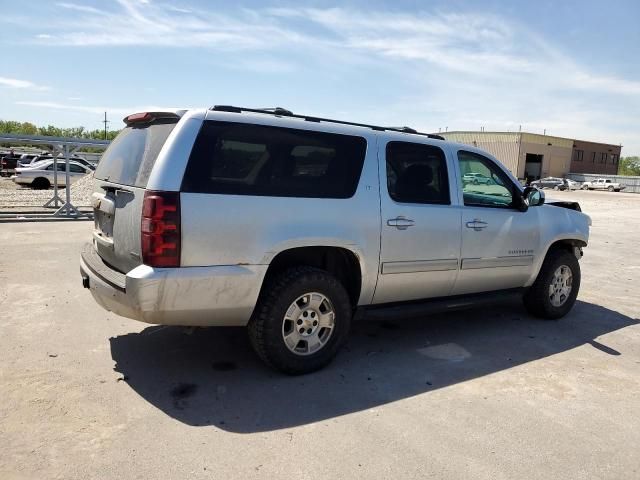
[0,133,110,220]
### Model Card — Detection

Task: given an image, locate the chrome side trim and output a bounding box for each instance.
[382,259,458,275]
[461,255,534,270]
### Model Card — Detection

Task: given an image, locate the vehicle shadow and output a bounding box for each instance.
[109,299,638,433]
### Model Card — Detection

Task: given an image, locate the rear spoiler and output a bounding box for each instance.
[123,111,183,126]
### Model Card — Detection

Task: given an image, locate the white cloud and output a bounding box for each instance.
[8,3,640,153]
[0,76,49,91]
[32,3,640,98]
[55,2,106,15]
[15,100,184,117]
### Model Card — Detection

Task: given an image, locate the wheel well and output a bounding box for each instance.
[264,247,362,306]
[32,177,50,188]
[547,239,586,256]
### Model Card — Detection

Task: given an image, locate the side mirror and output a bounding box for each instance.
[520,186,545,211]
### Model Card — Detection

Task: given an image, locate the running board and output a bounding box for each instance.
[358,288,525,321]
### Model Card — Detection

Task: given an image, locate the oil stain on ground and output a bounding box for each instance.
[170,382,198,410]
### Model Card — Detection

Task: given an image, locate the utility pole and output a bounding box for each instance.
[102,112,109,140]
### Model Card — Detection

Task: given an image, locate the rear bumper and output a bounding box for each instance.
[80,243,267,326]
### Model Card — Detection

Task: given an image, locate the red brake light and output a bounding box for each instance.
[125,112,152,124]
[141,191,180,267]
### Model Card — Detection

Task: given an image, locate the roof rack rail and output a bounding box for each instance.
[209,105,445,140]
[388,126,418,134]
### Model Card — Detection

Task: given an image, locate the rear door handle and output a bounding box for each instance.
[387,216,415,230]
[465,219,488,231]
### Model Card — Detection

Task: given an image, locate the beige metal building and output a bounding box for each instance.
[441,131,621,180]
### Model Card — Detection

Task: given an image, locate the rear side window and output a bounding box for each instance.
[386,141,450,204]
[181,121,367,199]
[95,121,177,187]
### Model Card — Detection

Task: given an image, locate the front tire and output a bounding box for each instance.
[607,185,614,192]
[523,249,580,319]
[248,267,352,375]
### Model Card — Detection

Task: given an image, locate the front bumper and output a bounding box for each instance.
[80,243,267,326]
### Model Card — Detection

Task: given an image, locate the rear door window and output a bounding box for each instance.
[95,121,177,187]
[181,121,367,199]
[385,141,450,204]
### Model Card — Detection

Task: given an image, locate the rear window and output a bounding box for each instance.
[95,121,177,187]
[181,121,367,199]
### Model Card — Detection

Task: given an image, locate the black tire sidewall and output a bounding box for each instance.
[250,268,352,374]
[33,178,50,190]
[526,250,581,319]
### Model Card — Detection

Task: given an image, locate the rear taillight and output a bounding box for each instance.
[141,191,180,268]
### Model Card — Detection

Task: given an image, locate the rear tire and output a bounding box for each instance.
[523,249,580,320]
[248,266,352,375]
[32,177,50,190]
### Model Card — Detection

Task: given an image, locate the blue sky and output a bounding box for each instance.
[1,0,639,154]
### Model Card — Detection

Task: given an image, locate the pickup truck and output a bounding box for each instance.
[581,178,625,192]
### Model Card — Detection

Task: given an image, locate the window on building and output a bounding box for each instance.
[600,153,607,164]
[611,154,619,165]
[592,152,597,163]
[573,149,584,162]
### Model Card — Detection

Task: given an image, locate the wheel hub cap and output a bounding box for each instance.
[282,292,335,356]
[549,265,573,307]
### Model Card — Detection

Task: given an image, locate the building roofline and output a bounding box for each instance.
[440,130,622,149]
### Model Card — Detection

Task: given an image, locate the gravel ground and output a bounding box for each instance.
[0,189,639,479]
[0,174,94,209]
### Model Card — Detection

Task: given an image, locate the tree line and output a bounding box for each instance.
[2,118,639,176]
[618,156,640,176]
[0,120,120,141]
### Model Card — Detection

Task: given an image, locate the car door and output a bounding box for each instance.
[373,139,461,304]
[451,149,540,295]
[69,163,87,178]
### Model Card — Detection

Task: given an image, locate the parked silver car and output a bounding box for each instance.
[80,107,591,374]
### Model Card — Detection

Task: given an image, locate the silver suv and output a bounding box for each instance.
[80,106,590,374]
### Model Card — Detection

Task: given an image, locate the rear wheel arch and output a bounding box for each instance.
[32,177,50,189]
[260,246,363,308]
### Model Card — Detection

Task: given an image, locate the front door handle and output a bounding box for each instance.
[465,219,488,231]
[387,216,415,230]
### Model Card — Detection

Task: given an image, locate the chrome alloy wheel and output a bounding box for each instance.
[549,265,573,307]
[282,292,335,356]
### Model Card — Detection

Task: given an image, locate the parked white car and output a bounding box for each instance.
[13,159,93,189]
[581,178,625,192]
[565,179,579,190]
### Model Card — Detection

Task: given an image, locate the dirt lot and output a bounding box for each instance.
[1,189,639,479]
[0,176,92,211]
